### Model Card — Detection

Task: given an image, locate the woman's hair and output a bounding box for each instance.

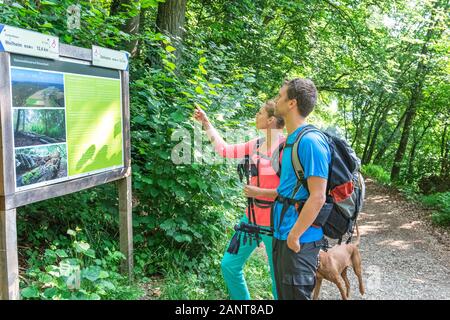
[264,100,285,129]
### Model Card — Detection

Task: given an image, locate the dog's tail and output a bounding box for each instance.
[353,222,360,247]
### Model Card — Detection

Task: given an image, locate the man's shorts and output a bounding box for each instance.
[272,238,322,300]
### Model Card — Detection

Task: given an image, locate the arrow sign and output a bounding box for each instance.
[0,24,59,60]
[92,45,129,71]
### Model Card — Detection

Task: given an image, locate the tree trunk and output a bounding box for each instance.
[361,112,377,164]
[351,97,370,153]
[21,110,25,132]
[441,122,450,177]
[156,0,187,41]
[365,105,390,164]
[341,97,349,141]
[155,0,187,64]
[135,6,149,59]
[373,109,407,164]
[391,101,418,181]
[406,118,434,182]
[124,2,141,56]
[406,140,417,182]
[362,93,388,164]
[391,1,444,181]
[110,0,141,56]
[15,110,21,133]
[109,0,121,15]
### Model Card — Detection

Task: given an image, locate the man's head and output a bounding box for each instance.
[275,78,318,118]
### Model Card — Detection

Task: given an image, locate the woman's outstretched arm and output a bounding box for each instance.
[194,107,254,158]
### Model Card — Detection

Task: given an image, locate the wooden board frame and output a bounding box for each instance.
[0,43,133,300]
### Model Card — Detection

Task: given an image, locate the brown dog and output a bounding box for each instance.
[313,224,365,300]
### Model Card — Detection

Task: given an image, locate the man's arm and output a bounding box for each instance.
[287,176,327,252]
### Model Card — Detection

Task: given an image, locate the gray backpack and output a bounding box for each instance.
[271,125,365,243]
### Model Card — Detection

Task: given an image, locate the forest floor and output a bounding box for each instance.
[142,179,450,300]
[14,131,65,147]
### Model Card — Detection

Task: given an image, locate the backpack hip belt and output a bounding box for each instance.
[253,198,274,209]
[270,195,325,233]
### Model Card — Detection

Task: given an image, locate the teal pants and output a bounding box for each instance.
[221,215,278,300]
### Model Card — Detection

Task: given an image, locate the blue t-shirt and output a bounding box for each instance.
[273,124,331,242]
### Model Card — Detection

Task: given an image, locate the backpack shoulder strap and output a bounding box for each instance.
[252,137,265,155]
[291,125,320,180]
[254,137,266,187]
[255,136,273,161]
[270,141,285,177]
[290,125,323,197]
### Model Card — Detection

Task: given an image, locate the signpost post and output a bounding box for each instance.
[0,25,133,300]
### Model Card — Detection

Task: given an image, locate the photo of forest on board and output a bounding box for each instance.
[15,144,68,188]
[13,109,66,147]
[11,68,65,108]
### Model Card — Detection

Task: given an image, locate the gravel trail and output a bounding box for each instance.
[317,179,450,300]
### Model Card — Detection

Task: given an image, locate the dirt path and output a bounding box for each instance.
[141,179,450,300]
[317,179,450,300]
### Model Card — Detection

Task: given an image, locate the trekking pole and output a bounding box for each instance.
[246,175,254,246]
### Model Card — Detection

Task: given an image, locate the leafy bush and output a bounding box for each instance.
[418,175,450,195]
[159,246,273,300]
[362,164,391,185]
[432,211,450,227]
[420,192,450,226]
[21,229,143,300]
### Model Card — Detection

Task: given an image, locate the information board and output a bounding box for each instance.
[0,28,133,301]
[9,54,124,191]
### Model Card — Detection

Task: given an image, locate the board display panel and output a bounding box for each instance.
[10,54,124,191]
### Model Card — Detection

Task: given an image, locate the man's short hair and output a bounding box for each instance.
[284,78,318,117]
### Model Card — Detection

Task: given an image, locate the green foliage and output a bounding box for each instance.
[4,0,259,299]
[397,184,420,202]
[432,211,450,227]
[420,192,450,226]
[17,183,119,249]
[128,40,257,275]
[241,249,273,300]
[159,246,273,300]
[362,164,391,185]
[21,229,143,300]
[0,1,125,48]
[159,266,228,300]
[22,168,41,185]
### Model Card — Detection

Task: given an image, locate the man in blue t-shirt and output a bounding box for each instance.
[272,78,331,300]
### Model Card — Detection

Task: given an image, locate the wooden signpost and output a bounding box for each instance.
[0,26,133,300]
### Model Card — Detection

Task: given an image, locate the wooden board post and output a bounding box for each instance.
[118,175,133,281]
[0,52,19,300]
[0,41,133,299]
[118,66,133,281]
[0,209,20,300]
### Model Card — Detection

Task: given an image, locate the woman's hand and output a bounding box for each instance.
[243,185,263,198]
[193,107,209,124]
